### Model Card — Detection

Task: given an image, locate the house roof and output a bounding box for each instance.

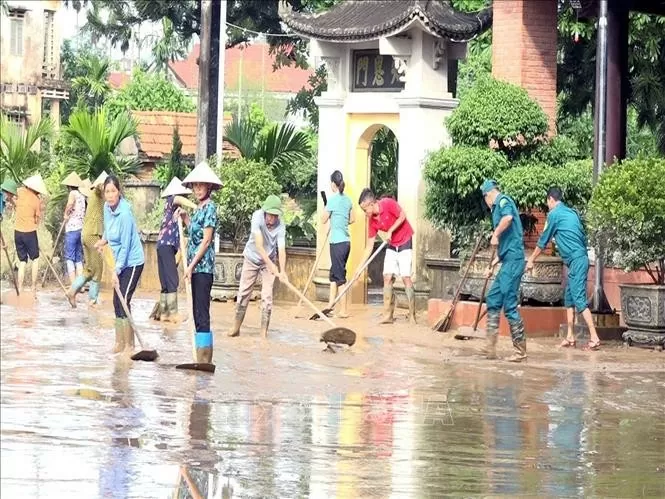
[282,0,492,42]
[168,42,313,93]
[108,72,131,90]
[131,110,238,160]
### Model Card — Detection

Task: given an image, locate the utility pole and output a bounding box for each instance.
[215,0,227,171]
[195,0,212,165]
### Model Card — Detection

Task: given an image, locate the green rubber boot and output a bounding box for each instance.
[227,304,248,337]
[113,318,125,353]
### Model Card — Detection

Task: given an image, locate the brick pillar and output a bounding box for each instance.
[492,0,558,133]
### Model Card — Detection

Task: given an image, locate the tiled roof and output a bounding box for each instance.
[108,71,131,90]
[132,110,238,159]
[168,42,312,93]
[283,0,492,42]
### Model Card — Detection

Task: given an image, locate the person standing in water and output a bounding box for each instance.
[153,177,196,322]
[321,170,354,318]
[94,175,145,354]
[177,161,222,364]
[67,172,108,307]
[14,173,48,295]
[61,171,86,285]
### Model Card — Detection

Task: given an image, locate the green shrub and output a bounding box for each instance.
[446,76,549,153]
[526,134,583,166]
[498,159,593,212]
[423,146,510,251]
[587,157,665,283]
[213,158,282,252]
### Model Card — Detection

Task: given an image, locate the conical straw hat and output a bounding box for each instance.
[181,161,222,190]
[161,176,192,198]
[61,171,82,187]
[79,178,93,197]
[91,170,109,188]
[22,173,48,196]
[1,178,18,196]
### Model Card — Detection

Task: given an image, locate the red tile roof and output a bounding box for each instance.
[108,72,131,90]
[168,43,313,93]
[131,110,237,159]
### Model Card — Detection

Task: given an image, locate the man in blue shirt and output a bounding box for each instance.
[527,187,601,350]
[481,179,527,362]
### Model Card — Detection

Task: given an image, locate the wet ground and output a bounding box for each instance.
[1,287,664,498]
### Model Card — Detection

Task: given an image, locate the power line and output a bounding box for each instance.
[225,21,295,39]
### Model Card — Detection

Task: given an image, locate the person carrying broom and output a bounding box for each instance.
[176,161,222,364]
[67,171,108,307]
[150,177,196,322]
[94,174,145,354]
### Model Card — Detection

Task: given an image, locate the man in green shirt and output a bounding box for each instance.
[527,187,601,350]
[481,179,527,362]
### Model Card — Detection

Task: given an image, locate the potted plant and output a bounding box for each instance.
[587,157,665,349]
[212,157,281,300]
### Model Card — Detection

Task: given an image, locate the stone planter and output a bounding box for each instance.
[211,252,261,302]
[620,284,665,349]
[460,252,564,305]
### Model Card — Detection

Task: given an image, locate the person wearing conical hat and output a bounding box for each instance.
[176,161,222,364]
[0,178,18,220]
[227,194,287,340]
[61,171,86,285]
[14,173,48,295]
[151,176,196,322]
[66,171,108,307]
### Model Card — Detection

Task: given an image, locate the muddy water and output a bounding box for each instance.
[1,289,664,498]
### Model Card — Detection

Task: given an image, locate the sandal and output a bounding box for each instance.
[582,340,601,351]
[559,338,576,348]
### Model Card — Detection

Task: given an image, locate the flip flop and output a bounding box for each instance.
[582,340,601,351]
[559,338,576,348]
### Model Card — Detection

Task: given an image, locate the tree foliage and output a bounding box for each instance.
[587,157,665,283]
[0,117,54,184]
[154,127,190,188]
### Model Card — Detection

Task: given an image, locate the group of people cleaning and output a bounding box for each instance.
[1,159,601,363]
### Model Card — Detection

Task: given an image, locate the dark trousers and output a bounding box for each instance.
[113,264,144,319]
[191,272,213,332]
[157,244,179,293]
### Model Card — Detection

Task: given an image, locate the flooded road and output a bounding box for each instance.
[1,288,664,498]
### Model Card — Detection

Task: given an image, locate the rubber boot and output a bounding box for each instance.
[482,311,500,359]
[122,318,135,353]
[227,304,248,337]
[113,318,125,353]
[159,293,168,321]
[66,275,87,308]
[378,284,395,324]
[260,308,271,339]
[327,282,338,311]
[507,319,527,362]
[405,286,417,325]
[88,280,100,306]
[195,332,213,363]
[164,292,179,323]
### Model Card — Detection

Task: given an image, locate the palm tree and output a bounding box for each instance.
[0,116,54,183]
[223,115,311,182]
[64,107,139,179]
[71,55,111,111]
[152,18,187,74]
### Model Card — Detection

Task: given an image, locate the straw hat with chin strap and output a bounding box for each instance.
[181,161,222,190]
[22,173,48,196]
[61,171,82,188]
[91,170,109,188]
[161,176,192,198]
[79,178,93,198]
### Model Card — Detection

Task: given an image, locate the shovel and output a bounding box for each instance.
[0,232,19,296]
[310,240,388,320]
[103,249,158,362]
[175,217,216,373]
[279,276,357,350]
[41,220,65,288]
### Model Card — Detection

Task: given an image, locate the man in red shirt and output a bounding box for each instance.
[357,188,416,324]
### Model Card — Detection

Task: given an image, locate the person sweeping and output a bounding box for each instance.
[357,188,417,325]
[177,161,222,363]
[227,194,287,339]
[94,174,145,354]
[14,173,48,295]
[67,172,107,307]
[321,170,354,318]
[61,171,85,285]
[480,179,528,362]
[153,177,196,322]
[527,187,601,351]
